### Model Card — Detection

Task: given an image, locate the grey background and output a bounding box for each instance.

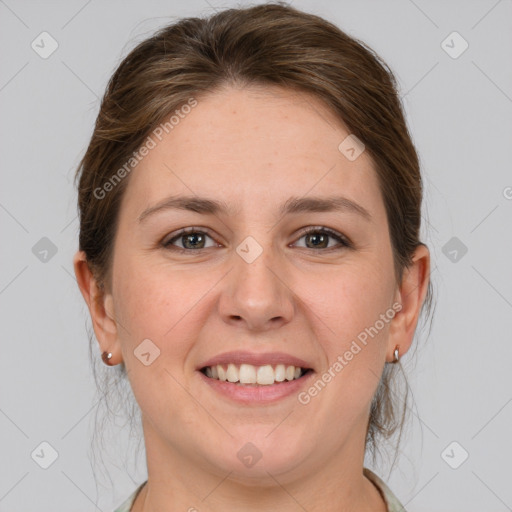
[1,0,511,511]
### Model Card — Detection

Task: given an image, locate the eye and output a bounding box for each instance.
[292,227,351,251]
[162,228,219,252]
[161,226,352,253]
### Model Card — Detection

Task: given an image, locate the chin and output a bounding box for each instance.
[207,436,309,483]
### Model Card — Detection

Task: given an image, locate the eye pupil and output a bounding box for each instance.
[306,233,328,249]
[183,233,205,249]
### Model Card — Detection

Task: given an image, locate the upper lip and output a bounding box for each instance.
[197,351,314,370]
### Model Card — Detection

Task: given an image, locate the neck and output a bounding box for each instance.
[131,419,387,512]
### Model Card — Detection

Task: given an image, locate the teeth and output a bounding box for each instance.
[226,363,238,383]
[239,363,257,384]
[203,363,306,385]
[256,365,274,385]
[274,364,286,382]
[217,365,227,381]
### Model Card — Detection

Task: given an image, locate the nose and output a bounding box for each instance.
[218,243,295,331]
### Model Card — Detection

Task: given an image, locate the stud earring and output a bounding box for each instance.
[101,351,113,366]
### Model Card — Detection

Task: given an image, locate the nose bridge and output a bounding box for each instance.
[218,234,294,330]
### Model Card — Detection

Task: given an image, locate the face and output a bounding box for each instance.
[93,85,410,484]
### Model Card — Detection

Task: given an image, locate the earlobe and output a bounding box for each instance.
[73,251,121,365]
[387,244,430,362]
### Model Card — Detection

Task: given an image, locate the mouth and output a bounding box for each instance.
[196,353,316,404]
[199,363,314,386]
[196,350,316,403]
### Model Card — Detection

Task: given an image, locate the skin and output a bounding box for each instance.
[74,84,430,512]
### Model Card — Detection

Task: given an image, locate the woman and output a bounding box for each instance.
[73,3,432,511]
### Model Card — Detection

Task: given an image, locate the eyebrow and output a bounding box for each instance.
[137,195,372,222]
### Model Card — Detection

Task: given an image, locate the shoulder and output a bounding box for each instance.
[112,482,147,512]
[363,467,407,512]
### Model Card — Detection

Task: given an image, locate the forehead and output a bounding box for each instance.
[121,85,384,219]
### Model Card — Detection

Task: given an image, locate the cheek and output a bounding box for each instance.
[309,254,395,394]
[318,262,394,340]
[112,259,201,411]
[112,255,185,344]
[113,254,220,352]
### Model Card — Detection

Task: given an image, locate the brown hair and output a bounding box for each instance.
[75,1,433,471]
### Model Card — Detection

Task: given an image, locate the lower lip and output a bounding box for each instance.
[197,370,315,404]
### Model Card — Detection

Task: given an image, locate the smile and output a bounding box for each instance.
[198,365,315,404]
[201,363,309,385]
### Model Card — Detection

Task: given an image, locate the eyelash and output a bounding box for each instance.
[161,226,352,254]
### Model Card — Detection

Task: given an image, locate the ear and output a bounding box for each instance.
[387,244,430,362]
[73,250,122,364]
